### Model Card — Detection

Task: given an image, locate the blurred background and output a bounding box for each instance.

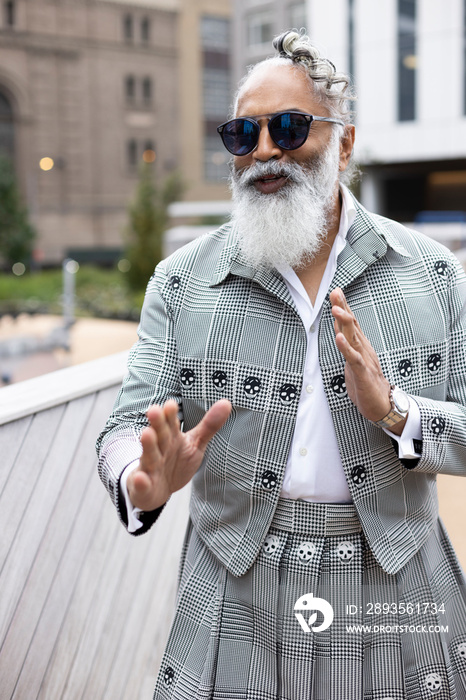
[2,6,466,695]
[0,0,466,383]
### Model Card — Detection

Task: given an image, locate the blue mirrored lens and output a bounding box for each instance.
[269,113,309,150]
[222,119,258,155]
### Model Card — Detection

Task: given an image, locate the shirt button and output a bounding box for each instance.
[310,324,316,333]
[306,385,314,394]
[299,447,308,457]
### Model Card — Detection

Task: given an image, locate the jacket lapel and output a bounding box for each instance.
[210,223,301,315]
[329,197,410,295]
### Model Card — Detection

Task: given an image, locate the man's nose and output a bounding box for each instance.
[252,124,283,162]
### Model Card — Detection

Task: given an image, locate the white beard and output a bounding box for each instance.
[229,132,341,270]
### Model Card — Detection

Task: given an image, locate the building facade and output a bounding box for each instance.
[0,0,231,263]
[232,0,306,84]
[233,0,466,226]
[177,0,232,201]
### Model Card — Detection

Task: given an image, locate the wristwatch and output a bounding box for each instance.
[375,384,410,429]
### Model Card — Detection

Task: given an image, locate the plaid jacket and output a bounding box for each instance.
[97,194,466,577]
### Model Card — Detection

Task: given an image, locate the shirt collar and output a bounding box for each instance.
[209,184,410,287]
[276,183,355,283]
[339,183,357,248]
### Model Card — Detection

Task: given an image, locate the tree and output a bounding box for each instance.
[124,164,183,291]
[0,155,36,267]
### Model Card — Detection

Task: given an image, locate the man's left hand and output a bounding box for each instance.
[330,287,407,434]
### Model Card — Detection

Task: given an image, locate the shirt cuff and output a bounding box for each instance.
[382,396,422,458]
[120,459,144,533]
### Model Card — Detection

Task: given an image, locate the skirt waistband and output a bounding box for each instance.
[270,497,362,537]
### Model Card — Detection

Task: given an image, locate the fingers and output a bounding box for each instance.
[145,400,179,452]
[330,287,350,310]
[191,399,232,452]
[330,288,363,357]
[330,288,378,373]
[138,400,179,473]
[128,466,153,500]
[140,424,162,467]
[334,329,363,365]
[330,288,357,326]
[127,426,162,506]
[140,399,231,472]
[329,289,394,423]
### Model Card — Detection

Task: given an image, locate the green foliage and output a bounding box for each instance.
[198,214,229,227]
[0,265,143,320]
[0,155,36,266]
[124,165,183,291]
[74,265,143,320]
[160,170,184,209]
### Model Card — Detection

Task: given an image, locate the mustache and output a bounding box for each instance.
[230,160,310,188]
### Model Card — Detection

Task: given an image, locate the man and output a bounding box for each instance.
[97,31,466,700]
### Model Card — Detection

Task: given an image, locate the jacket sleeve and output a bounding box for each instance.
[407,254,466,476]
[95,260,182,533]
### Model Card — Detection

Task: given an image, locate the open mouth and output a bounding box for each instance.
[259,174,283,181]
[254,174,288,193]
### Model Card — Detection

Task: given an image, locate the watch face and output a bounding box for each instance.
[393,388,410,414]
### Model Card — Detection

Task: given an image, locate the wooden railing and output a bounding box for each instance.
[0,352,189,700]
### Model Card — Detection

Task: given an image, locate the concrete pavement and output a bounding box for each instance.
[0,313,138,383]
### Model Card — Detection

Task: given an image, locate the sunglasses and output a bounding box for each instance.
[217,111,345,156]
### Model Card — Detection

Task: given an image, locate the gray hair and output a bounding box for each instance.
[232,30,358,185]
[234,30,355,123]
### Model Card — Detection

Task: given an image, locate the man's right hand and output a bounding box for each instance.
[127,398,232,512]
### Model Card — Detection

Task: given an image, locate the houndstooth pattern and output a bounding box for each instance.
[96,193,466,578]
[153,499,466,700]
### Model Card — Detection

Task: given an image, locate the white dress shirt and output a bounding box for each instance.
[277,185,421,502]
[122,185,422,531]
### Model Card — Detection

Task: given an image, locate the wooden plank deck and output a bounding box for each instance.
[0,354,190,700]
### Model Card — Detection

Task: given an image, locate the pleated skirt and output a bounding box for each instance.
[153,499,466,700]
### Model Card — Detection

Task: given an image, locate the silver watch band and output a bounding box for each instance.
[374,385,409,429]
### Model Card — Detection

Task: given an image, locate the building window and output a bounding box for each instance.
[348,0,355,84]
[127,139,138,167]
[141,17,150,42]
[144,139,154,153]
[204,133,229,182]
[203,69,230,118]
[201,15,231,49]
[247,10,273,49]
[398,0,417,121]
[142,77,152,104]
[201,16,231,182]
[464,0,466,114]
[125,76,135,102]
[143,140,156,163]
[0,90,14,162]
[128,140,156,168]
[288,3,307,31]
[124,14,133,41]
[4,0,14,26]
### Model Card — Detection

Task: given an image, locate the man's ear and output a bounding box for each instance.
[339,124,355,173]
